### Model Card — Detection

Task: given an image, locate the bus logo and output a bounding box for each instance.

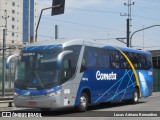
[96,71,117,81]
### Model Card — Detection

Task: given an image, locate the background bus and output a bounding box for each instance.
[7,39,153,111]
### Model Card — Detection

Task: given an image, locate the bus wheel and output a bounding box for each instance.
[132,89,139,104]
[78,92,88,112]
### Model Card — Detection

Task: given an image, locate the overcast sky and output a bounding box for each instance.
[37,0,160,50]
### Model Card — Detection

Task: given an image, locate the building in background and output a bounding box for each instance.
[0,0,37,54]
[23,0,37,43]
[0,0,23,50]
[0,0,37,91]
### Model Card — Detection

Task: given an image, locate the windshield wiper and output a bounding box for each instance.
[34,71,45,89]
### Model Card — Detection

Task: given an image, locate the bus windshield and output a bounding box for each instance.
[15,50,61,89]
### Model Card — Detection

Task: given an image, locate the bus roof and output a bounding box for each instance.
[117,47,150,54]
[22,39,150,54]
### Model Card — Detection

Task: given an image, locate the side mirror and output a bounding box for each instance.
[6,54,18,69]
[57,50,73,61]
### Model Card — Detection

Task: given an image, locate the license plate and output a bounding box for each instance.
[28,101,37,106]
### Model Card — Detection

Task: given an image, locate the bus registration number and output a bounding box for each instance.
[28,101,37,106]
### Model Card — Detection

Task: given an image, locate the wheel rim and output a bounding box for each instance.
[80,95,87,108]
[134,91,138,102]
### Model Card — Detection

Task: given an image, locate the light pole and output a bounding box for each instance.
[35,0,65,42]
[130,25,160,48]
[35,5,61,42]
[1,10,9,97]
[120,0,134,47]
[2,29,6,96]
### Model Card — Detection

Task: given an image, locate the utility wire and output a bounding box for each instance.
[135,4,160,11]
[0,29,54,38]
[42,17,126,32]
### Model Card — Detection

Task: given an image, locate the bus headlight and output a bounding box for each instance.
[14,92,19,96]
[47,90,61,97]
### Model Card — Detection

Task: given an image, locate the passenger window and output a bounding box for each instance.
[119,52,130,69]
[125,52,139,69]
[80,47,97,72]
[97,48,110,68]
[108,50,120,68]
[139,54,146,69]
[61,59,72,82]
[61,46,82,82]
[125,52,152,70]
[132,53,141,69]
[137,54,152,70]
[145,54,152,70]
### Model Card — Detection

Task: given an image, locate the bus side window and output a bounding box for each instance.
[86,49,97,67]
[120,52,128,69]
[132,53,141,69]
[133,53,152,70]
[109,50,120,68]
[61,59,72,82]
[80,48,88,72]
[80,47,97,72]
[145,54,152,70]
[139,54,146,69]
[61,49,80,82]
[123,52,131,69]
[97,48,110,68]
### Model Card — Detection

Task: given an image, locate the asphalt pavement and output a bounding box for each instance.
[0,92,160,119]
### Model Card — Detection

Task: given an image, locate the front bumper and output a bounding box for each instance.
[14,94,62,109]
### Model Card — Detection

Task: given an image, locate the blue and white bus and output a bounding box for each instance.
[7,39,153,111]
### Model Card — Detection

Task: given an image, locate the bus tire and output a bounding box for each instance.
[78,92,88,112]
[132,88,139,104]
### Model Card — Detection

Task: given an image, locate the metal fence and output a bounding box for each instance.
[0,58,16,94]
[153,69,160,92]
